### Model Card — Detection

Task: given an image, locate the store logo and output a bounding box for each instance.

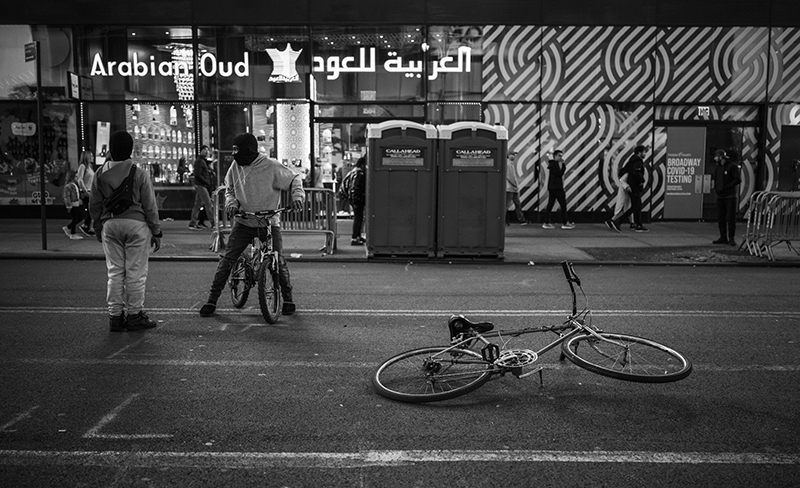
[790,105,800,125]
[266,44,302,83]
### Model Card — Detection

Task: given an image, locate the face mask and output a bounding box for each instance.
[234,151,257,166]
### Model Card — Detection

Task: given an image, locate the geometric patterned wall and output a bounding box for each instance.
[478,25,800,217]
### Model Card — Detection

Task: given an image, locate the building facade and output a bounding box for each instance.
[2,0,799,220]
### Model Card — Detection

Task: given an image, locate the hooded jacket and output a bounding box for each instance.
[88,159,161,236]
[224,154,306,227]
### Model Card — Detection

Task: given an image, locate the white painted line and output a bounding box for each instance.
[0,449,796,468]
[1,306,799,319]
[0,406,39,432]
[13,357,800,373]
[106,337,147,359]
[83,393,172,440]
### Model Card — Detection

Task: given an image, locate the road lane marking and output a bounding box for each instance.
[11,358,800,372]
[0,406,39,432]
[106,337,147,359]
[83,393,172,440]
[2,306,800,318]
[0,449,796,468]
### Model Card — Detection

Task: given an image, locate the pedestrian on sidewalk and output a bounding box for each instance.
[540,149,574,229]
[189,145,214,230]
[712,149,742,246]
[348,157,367,245]
[89,130,162,332]
[606,145,649,233]
[610,172,634,229]
[61,169,85,240]
[198,133,305,318]
[505,151,528,225]
[75,150,96,236]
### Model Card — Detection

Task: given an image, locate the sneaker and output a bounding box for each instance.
[199,303,216,317]
[125,311,157,331]
[605,220,621,233]
[634,225,649,233]
[62,225,71,237]
[197,222,208,228]
[69,234,84,240]
[350,238,363,246]
[109,314,126,332]
[520,221,529,226]
[541,223,555,229]
[188,223,199,230]
[712,238,729,245]
[282,301,296,316]
[629,223,637,229]
[561,222,575,229]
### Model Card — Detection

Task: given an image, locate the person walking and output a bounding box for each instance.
[505,151,528,225]
[199,133,305,318]
[605,145,649,233]
[89,130,162,332]
[349,157,367,245]
[61,169,85,240]
[75,150,96,236]
[541,150,574,229]
[711,149,742,246]
[188,145,214,230]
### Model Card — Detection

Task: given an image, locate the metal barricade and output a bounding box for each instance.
[280,188,338,255]
[209,187,338,255]
[741,191,800,261]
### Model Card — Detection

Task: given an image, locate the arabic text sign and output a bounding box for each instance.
[312,46,471,81]
[664,126,705,219]
[381,148,425,167]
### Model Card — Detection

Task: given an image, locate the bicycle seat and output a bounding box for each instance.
[448,314,494,336]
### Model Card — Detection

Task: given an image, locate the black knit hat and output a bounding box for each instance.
[232,133,259,166]
[109,130,133,161]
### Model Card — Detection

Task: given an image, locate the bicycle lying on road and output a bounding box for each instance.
[228,208,288,324]
[372,261,692,403]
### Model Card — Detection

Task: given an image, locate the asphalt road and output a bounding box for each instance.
[0,260,798,487]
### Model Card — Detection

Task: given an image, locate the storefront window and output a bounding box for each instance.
[196,26,309,101]
[75,26,192,101]
[426,26,485,102]
[312,26,425,103]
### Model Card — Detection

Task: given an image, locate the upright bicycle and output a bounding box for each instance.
[372,261,692,403]
[228,208,288,324]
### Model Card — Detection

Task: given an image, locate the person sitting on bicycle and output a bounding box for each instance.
[199,133,305,318]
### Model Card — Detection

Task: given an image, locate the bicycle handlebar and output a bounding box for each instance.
[234,207,291,219]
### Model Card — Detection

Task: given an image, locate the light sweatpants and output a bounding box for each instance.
[102,219,151,316]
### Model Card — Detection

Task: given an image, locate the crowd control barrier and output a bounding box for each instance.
[209,186,338,255]
[741,191,800,261]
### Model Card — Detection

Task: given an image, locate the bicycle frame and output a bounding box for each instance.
[444,262,630,381]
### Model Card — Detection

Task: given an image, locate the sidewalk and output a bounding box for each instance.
[1,218,798,266]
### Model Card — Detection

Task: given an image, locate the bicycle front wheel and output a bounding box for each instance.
[257,257,282,324]
[372,347,494,403]
[229,255,250,308]
[562,333,692,383]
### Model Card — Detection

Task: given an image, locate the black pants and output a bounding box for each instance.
[351,203,364,239]
[80,195,92,228]
[207,223,293,304]
[68,206,84,233]
[614,192,642,227]
[717,197,737,241]
[543,189,569,224]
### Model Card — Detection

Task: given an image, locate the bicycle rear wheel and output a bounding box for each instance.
[257,257,282,324]
[562,333,692,383]
[229,255,249,308]
[372,346,494,403]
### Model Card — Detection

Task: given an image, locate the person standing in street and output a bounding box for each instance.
[505,151,528,225]
[199,133,305,318]
[75,150,96,236]
[606,145,649,233]
[89,130,162,332]
[712,149,742,246]
[540,150,574,229]
[189,145,214,230]
[349,157,367,245]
